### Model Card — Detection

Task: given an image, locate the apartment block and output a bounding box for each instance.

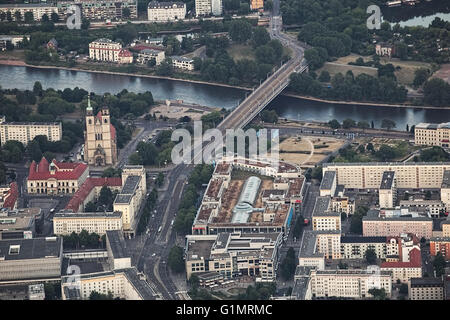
[319,171,336,197]
[362,213,433,239]
[430,237,450,260]
[415,122,450,147]
[323,162,450,189]
[379,171,396,208]
[171,56,194,70]
[0,117,62,146]
[250,0,264,10]
[311,197,341,231]
[0,4,58,21]
[89,39,122,63]
[381,248,422,283]
[113,166,146,236]
[147,1,186,22]
[53,211,123,235]
[310,269,392,299]
[57,0,138,20]
[136,48,165,65]
[409,277,445,300]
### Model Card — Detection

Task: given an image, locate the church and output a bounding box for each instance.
[84,95,118,166]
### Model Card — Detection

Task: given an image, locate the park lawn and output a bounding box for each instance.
[226,44,256,61]
[318,53,433,86]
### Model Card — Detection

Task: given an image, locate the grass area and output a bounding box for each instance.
[231,168,273,181]
[318,53,433,86]
[226,44,256,61]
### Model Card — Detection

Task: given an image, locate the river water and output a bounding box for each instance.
[1,65,450,129]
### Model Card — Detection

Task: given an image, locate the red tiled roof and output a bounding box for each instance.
[381,248,422,268]
[28,157,88,181]
[118,49,133,57]
[65,177,122,212]
[3,182,18,210]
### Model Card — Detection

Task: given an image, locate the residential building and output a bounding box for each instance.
[89,39,122,63]
[0,237,62,281]
[250,0,264,10]
[443,220,450,237]
[53,211,123,235]
[84,99,117,166]
[311,197,341,232]
[113,166,146,236]
[118,48,133,64]
[0,35,29,51]
[0,4,58,21]
[322,162,450,190]
[211,0,222,15]
[47,38,58,50]
[319,171,336,197]
[441,170,450,210]
[195,0,211,16]
[430,237,450,260]
[380,247,422,283]
[57,0,138,20]
[136,48,165,65]
[106,230,131,270]
[185,232,282,282]
[147,1,186,22]
[309,269,392,299]
[379,171,397,208]
[340,236,388,260]
[362,211,433,239]
[0,116,62,146]
[414,122,450,148]
[171,56,194,70]
[409,277,444,300]
[26,158,89,195]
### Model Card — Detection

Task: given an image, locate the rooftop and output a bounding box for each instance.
[380,171,395,190]
[320,171,336,190]
[341,236,387,243]
[0,237,61,261]
[410,277,444,287]
[442,170,450,189]
[28,158,88,181]
[106,230,128,260]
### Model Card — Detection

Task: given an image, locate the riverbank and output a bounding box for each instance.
[1,59,449,110]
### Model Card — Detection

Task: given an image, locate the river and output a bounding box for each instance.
[383,0,450,27]
[1,65,450,129]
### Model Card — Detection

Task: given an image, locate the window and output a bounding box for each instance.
[9,245,20,255]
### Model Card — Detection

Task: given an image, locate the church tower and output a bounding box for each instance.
[84,93,118,166]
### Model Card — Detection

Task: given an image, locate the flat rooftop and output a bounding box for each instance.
[121,175,141,195]
[442,170,450,189]
[320,171,336,190]
[380,171,395,190]
[106,230,128,259]
[0,237,61,261]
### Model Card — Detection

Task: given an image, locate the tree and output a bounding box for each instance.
[318,71,330,82]
[14,10,22,21]
[128,152,143,165]
[168,246,185,273]
[81,18,90,30]
[84,201,97,212]
[98,186,114,210]
[433,252,446,277]
[264,0,273,11]
[122,7,131,18]
[252,27,270,47]
[342,118,356,129]
[229,20,252,43]
[260,110,278,123]
[364,248,377,264]
[357,121,369,129]
[423,78,450,107]
[413,68,429,87]
[27,140,42,162]
[368,288,387,300]
[156,172,164,187]
[24,11,34,23]
[399,283,408,295]
[89,291,114,300]
[376,144,397,161]
[50,12,59,23]
[381,119,396,130]
[328,119,341,129]
[33,81,43,97]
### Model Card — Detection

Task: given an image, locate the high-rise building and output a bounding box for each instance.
[195,0,221,16]
[84,95,118,166]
